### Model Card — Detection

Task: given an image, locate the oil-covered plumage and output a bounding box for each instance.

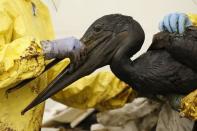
[110,27,197,95]
[151,27,197,72]
[22,14,197,114]
[111,49,197,95]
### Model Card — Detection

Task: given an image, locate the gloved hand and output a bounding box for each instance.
[159,13,192,34]
[41,37,85,60]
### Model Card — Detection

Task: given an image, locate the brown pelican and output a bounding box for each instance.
[19,14,196,115]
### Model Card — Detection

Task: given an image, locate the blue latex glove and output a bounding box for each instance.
[159,13,192,34]
[41,37,84,60]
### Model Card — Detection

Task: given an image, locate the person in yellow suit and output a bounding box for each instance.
[159,12,197,120]
[0,0,131,130]
[0,1,196,130]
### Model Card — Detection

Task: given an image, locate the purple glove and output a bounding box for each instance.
[41,37,84,60]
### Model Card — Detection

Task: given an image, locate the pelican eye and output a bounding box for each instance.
[93,24,103,32]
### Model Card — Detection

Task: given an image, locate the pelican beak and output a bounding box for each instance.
[21,31,129,115]
[21,32,120,115]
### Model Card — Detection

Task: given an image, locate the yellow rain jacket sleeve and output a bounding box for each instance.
[0,6,45,89]
[0,0,54,130]
[179,14,197,120]
[0,0,133,130]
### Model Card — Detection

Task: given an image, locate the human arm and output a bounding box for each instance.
[0,9,82,89]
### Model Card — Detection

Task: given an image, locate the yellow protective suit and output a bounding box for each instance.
[0,0,132,130]
[188,14,197,26]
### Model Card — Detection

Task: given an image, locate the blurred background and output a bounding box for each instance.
[41,0,196,130]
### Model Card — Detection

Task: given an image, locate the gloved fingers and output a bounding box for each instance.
[185,17,192,27]
[178,13,193,34]
[54,37,82,52]
[170,13,179,33]
[178,14,188,34]
[72,39,83,51]
[159,21,165,31]
[62,37,82,51]
[163,14,173,33]
[41,37,84,60]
